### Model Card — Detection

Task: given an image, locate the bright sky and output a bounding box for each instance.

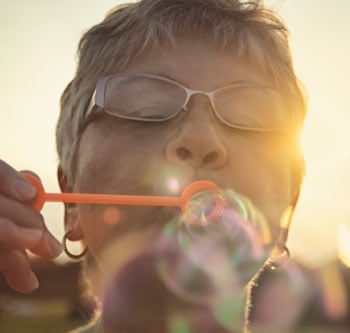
[1,0,349,267]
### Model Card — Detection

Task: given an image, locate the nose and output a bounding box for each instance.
[165,95,227,169]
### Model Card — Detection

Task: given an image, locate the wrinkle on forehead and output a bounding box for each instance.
[121,37,273,91]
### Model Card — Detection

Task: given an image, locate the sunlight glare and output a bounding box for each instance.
[167,178,180,194]
[337,221,350,268]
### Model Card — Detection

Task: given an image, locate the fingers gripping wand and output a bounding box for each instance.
[22,172,218,213]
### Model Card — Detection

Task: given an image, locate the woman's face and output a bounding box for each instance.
[66,38,296,264]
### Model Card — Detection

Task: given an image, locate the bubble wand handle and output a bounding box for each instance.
[22,172,217,212]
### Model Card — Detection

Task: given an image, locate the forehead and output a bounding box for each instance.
[120,37,273,90]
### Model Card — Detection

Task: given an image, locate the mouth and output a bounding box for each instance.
[100,173,226,235]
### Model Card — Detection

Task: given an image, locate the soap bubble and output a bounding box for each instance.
[156,188,273,304]
[101,187,274,332]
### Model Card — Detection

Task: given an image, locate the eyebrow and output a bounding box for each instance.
[144,71,177,82]
[140,71,254,90]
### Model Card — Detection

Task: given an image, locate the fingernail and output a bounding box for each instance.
[27,271,39,291]
[12,178,37,200]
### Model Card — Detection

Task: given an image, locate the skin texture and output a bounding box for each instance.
[65,38,296,265]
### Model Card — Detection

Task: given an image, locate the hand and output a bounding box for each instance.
[0,159,62,293]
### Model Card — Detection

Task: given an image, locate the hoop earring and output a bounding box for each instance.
[63,231,88,260]
[273,243,290,259]
[269,243,290,270]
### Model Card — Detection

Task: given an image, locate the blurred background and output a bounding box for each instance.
[0,0,349,332]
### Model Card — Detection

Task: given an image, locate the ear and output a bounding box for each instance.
[58,166,84,241]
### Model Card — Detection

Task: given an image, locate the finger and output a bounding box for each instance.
[0,193,47,230]
[30,226,63,259]
[0,250,38,293]
[0,199,63,259]
[0,217,43,251]
[0,159,37,201]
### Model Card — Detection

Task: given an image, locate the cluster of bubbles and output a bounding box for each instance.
[157,188,273,328]
[102,188,274,332]
[158,190,272,302]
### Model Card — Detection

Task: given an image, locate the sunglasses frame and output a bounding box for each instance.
[85,73,299,132]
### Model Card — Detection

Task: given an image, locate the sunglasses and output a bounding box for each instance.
[85,73,300,132]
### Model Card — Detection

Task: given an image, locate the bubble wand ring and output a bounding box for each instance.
[22,172,218,213]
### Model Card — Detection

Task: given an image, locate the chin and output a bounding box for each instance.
[101,245,246,333]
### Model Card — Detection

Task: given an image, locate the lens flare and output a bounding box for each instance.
[156,188,273,316]
[102,206,122,225]
[168,178,180,194]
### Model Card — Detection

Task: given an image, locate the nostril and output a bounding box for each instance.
[202,151,218,165]
[176,147,192,161]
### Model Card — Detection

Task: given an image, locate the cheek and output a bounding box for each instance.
[76,205,133,255]
[71,125,133,251]
[226,134,293,235]
[74,120,166,194]
[77,207,113,254]
[72,121,173,253]
[78,203,174,260]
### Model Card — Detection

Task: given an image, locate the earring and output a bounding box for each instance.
[63,231,88,260]
[269,243,290,270]
[272,243,290,259]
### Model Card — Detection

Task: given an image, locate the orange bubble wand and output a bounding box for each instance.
[23,172,218,213]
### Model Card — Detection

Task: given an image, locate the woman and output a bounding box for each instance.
[0,0,307,331]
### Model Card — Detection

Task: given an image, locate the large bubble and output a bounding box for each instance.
[157,188,272,304]
[101,187,274,332]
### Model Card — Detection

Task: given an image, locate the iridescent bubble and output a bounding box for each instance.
[101,187,274,333]
[249,260,311,332]
[156,188,273,307]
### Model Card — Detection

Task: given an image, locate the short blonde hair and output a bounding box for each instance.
[56,0,307,184]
